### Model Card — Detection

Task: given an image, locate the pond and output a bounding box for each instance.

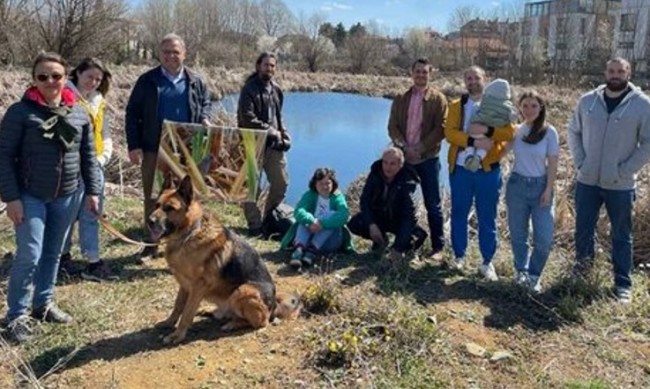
[220,92,449,204]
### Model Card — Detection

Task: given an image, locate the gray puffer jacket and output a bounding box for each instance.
[0,96,101,202]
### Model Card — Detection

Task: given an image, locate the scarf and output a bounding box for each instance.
[24,86,79,151]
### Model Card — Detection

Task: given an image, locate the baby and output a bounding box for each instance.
[464,78,517,172]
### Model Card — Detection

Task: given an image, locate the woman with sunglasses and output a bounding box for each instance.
[0,52,101,343]
[59,58,116,282]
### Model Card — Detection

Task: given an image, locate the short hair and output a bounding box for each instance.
[31,52,68,79]
[411,58,431,71]
[70,57,112,96]
[382,146,405,165]
[463,65,486,79]
[308,167,339,193]
[607,57,631,72]
[160,33,186,49]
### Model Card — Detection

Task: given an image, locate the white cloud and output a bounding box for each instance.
[320,2,353,12]
[491,1,500,6]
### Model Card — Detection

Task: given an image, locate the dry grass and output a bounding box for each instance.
[2,66,650,388]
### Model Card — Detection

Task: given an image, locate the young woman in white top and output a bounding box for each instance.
[59,57,115,281]
[506,91,559,293]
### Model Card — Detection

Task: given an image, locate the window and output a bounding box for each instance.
[525,1,551,17]
[580,18,587,35]
[620,14,636,32]
[618,41,634,49]
[578,0,594,12]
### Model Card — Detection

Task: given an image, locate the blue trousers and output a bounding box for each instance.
[505,173,554,277]
[574,182,634,289]
[7,193,75,321]
[408,157,444,252]
[450,165,501,264]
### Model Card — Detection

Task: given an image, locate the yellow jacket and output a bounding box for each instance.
[444,94,515,173]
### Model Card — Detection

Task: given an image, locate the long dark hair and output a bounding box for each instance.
[519,90,547,145]
[245,51,276,82]
[70,57,112,96]
[308,168,338,193]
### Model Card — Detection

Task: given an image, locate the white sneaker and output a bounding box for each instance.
[514,271,529,286]
[451,257,465,270]
[615,287,632,304]
[479,263,498,281]
[528,275,542,294]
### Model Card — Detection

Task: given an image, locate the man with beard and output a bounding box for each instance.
[238,52,290,237]
[125,33,212,258]
[444,66,515,280]
[568,57,650,304]
[387,58,447,259]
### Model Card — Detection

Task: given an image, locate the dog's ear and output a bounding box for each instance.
[162,172,175,191]
[177,175,194,205]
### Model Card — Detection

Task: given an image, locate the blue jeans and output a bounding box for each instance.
[294,224,343,253]
[505,173,554,277]
[575,182,634,289]
[7,193,76,321]
[450,165,501,264]
[63,169,105,260]
[409,158,444,252]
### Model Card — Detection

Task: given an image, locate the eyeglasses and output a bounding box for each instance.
[35,73,64,82]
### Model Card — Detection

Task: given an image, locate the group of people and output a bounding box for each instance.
[0,30,648,344]
[277,57,650,309]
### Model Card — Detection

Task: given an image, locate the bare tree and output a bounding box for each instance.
[0,0,32,64]
[403,28,432,63]
[29,0,129,63]
[345,23,385,74]
[258,0,295,37]
[294,12,335,72]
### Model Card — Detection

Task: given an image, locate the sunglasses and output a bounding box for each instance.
[35,73,64,82]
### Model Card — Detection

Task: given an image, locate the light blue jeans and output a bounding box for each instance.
[63,169,104,261]
[7,193,76,321]
[505,173,554,277]
[294,224,343,253]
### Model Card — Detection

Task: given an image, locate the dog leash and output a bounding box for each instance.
[98,215,159,247]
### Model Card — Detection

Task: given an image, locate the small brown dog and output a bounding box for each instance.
[148,175,301,344]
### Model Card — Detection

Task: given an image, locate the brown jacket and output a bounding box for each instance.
[388,86,448,162]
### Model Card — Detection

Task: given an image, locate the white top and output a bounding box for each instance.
[314,195,331,219]
[511,123,560,177]
[456,98,478,166]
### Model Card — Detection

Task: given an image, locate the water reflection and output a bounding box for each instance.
[220,92,449,204]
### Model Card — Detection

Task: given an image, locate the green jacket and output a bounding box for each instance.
[280,189,355,252]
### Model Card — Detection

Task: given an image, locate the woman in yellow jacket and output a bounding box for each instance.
[444,66,515,281]
[59,57,115,282]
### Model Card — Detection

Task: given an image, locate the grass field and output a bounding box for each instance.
[0,194,649,388]
[1,66,650,388]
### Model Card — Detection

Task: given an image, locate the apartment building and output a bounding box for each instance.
[615,0,650,77]
[521,0,622,72]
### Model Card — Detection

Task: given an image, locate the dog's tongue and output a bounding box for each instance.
[150,227,164,242]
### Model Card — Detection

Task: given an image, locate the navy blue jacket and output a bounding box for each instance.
[125,66,212,152]
[0,97,101,202]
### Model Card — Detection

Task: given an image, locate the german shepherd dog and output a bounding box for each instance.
[148,176,301,345]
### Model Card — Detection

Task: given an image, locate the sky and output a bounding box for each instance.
[283,0,510,34]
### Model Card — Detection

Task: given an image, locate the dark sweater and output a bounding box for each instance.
[0,98,101,202]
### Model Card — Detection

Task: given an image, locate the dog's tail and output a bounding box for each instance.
[274,292,302,320]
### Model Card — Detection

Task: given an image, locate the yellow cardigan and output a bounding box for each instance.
[444,95,515,173]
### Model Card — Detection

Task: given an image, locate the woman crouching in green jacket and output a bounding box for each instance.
[280,168,353,269]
